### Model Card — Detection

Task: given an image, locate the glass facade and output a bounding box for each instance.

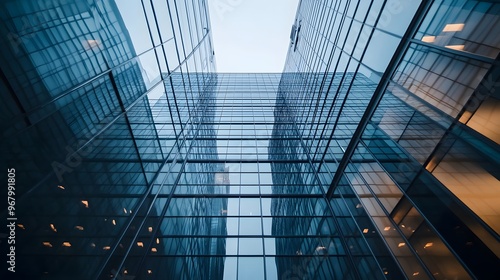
[1,0,499,279]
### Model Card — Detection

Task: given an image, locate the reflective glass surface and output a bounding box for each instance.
[1,0,499,279]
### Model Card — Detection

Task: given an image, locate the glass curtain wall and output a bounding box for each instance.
[282,0,499,279]
[1,0,499,279]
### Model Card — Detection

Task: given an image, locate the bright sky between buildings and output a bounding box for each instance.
[208,0,300,72]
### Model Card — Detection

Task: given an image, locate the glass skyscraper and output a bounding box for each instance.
[1,0,499,279]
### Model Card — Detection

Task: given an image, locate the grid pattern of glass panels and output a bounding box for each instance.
[1,0,217,279]
[1,0,499,280]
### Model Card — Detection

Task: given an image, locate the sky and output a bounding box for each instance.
[207,0,300,73]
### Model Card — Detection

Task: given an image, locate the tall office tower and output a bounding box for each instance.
[1,0,499,280]
[277,0,500,279]
[1,0,222,279]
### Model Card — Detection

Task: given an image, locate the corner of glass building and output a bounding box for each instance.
[1,0,499,279]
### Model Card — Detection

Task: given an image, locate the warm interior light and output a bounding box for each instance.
[413,272,420,276]
[81,200,89,208]
[443,23,464,32]
[151,248,157,252]
[424,242,433,249]
[83,39,100,50]
[148,227,153,233]
[103,246,111,250]
[124,270,128,274]
[112,219,116,226]
[147,270,152,274]
[123,208,127,214]
[75,226,84,231]
[398,242,406,247]
[43,242,53,247]
[156,238,160,244]
[57,185,65,190]
[421,35,435,43]
[355,204,362,209]
[445,45,465,51]
[383,226,390,231]
[17,224,25,230]
[362,228,369,234]
[50,224,57,232]
[62,242,71,247]
[137,242,144,247]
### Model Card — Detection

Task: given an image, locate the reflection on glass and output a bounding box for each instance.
[416,1,500,58]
